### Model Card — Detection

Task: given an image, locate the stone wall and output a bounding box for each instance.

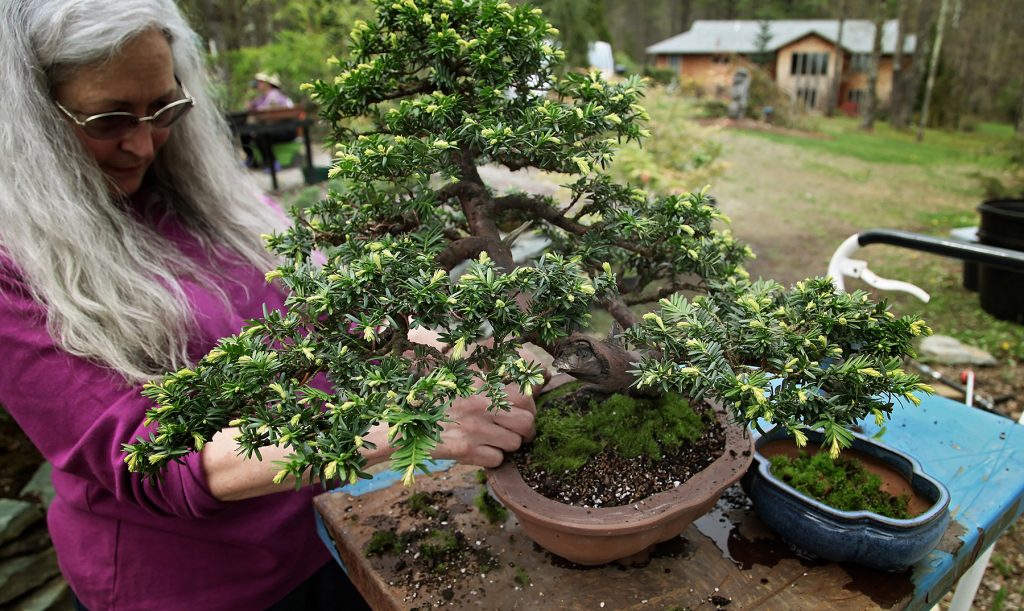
[1,463,71,610]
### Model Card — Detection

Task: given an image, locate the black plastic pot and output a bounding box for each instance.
[977,199,1024,323]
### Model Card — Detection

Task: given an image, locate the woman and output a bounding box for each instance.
[248,72,295,112]
[0,1,535,609]
[241,72,299,169]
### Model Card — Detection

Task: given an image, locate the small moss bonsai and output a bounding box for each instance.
[769,452,912,519]
[124,0,931,487]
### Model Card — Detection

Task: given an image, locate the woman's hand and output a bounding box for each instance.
[432,385,536,468]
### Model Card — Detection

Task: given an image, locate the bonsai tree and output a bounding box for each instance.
[124,0,931,486]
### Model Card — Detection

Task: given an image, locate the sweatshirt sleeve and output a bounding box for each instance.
[0,270,227,520]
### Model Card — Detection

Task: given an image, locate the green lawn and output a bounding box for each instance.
[741,116,1013,170]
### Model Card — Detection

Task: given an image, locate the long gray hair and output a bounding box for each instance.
[0,0,285,382]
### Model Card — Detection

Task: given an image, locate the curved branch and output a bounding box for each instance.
[444,148,517,274]
[437,236,511,270]
[495,194,654,257]
[623,283,703,306]
[494,194,587,235]
[600,295,639,329]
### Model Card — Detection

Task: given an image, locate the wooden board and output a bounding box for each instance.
[315,464,961,610]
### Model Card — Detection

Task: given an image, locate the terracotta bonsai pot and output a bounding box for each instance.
[742,427,951,571]
[486,400,753,566]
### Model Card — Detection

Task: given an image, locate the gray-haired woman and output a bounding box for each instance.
[0,1,535,609]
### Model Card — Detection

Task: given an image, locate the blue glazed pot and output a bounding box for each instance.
[741,427,950,572]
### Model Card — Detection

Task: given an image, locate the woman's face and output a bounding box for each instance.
[53,29,178,197]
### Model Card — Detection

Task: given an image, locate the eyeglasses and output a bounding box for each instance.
[55,81,195,140]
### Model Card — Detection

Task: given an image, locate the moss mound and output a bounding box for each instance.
[769,451,911,519]
[531,388,710,474]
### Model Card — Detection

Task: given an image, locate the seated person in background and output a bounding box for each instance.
[241,72,298,169]
[248,72,294,112]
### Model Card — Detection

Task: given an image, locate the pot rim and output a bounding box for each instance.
[751,427,950,526]
[486,401,753,535]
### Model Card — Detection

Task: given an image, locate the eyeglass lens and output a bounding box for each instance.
[82,99,193,140]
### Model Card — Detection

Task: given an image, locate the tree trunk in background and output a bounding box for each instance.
[825,1,846,118]
[671,0,693,36]
[859,0,885,130]
[888,0,907,128]
[918,0,950,141]
[892,0,931,128]
[1018,87,1024,134]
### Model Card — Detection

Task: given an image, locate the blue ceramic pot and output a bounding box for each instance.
[741,427,950,571]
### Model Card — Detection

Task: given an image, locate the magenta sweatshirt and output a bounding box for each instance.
[0,196,329,610]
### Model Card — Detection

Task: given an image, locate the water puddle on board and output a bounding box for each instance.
[692,484,916,608]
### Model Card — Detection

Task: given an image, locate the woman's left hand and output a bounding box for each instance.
[431,385,536,468]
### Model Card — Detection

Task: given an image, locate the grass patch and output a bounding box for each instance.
[992,553,1014,578]
[741,116,1011,169]
[991,587,1008,611]
[870,257,1024,361]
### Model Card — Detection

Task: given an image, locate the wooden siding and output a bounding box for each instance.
[655,32,907,112]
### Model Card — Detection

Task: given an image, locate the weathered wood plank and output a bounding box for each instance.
[315,464,925,610]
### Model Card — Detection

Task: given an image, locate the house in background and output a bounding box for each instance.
[646,20,915,113]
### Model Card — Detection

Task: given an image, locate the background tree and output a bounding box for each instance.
[887,0,908,128]
[189,0,1024,129]
[825,0,846,118]
[859,0,886,130]
[522,0,609,68]
[918,0,950,141]
[889,0,931,128]
[752,19,775,68]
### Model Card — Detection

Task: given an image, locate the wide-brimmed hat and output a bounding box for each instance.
[253,72,283,88]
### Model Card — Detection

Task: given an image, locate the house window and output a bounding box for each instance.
[668,55,682,71]
[712,54,731,64]
[847,89,866,105]
[790,52,829,76]
[850,53,871,73]
[796,87,819,109]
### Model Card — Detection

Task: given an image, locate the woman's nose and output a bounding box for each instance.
[119,122,156,158]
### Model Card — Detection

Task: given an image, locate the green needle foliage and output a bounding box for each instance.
[123,0,931,487]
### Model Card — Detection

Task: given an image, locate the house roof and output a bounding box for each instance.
[645,20,916,56]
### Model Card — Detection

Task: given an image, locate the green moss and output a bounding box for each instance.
[365,530,404,556]
[474,487,509,524]
[769,451,911,519]
[513,566,531,586]
[406,491,440,518]
[474,468,488,485]
[530,390,709,474]
[534,381,587,410]
[419,529,459,562]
